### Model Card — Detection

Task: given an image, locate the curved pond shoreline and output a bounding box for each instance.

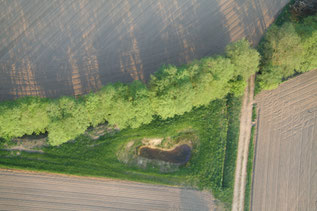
[139,144,192,164]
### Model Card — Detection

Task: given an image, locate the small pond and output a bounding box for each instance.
[139,144,191,165]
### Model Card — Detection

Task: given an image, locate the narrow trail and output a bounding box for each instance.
[232,75,255,211]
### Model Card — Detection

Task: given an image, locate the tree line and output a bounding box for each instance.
[257,14,317,89]
[0,40,259,146]
[1,13,316,146]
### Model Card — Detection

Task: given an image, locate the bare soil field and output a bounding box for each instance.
[0,0,289,100]
[0,169,220,211]
[252,70,317,211]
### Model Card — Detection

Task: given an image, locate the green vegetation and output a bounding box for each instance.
[257,13,317,90]
[0,39,256,208]
[0,39,258,146]
[244,105,256,211]
[0,95,241,208]
[221,95,241,204]
[0,3,316,207]
[244,126,255,211]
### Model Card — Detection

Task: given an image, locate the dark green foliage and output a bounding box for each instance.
[220,95,241,205]
[257,14,317,90]
[190,100,228,190]
[0,40,257,146]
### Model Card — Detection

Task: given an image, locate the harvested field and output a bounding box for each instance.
[0,0,289,100]
[0,169,219,210]
[251,70,317,211]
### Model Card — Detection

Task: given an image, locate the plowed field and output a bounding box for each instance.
[0,0,289,100]
[252,70,317,211]
[0,169,219,210]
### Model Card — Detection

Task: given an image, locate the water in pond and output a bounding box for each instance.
[139,144,191,164]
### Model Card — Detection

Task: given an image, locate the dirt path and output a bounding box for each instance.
[232,75,255,211]
[0,169,220,210]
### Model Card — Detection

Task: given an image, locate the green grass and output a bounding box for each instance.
[219,94,241,206]
[0,95,241,207]
[252,105,257,122]
[244,108,256,211]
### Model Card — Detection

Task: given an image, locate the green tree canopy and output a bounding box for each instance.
[258,15,317,90]
[0,97,50,139]
[0,39,260,146]
[225,39,260,80]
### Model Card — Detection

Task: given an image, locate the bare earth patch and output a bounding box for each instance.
[85,124,119,140]
[143,138,163,147]
[5,135,48,153]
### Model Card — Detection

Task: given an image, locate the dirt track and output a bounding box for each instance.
[232,75,255,211]
[252,70,317,211]
[0,0,289,100]
[0,169,220,210]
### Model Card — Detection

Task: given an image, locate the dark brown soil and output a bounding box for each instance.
[139,144,191,164]
[0,0,289,101]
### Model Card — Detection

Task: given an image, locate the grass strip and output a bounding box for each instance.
[0,95,242,206]
[244,106,256,211]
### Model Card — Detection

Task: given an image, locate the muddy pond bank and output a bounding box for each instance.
[139,144,191,165]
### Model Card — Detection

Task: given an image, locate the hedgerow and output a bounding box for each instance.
[0,39,259,146]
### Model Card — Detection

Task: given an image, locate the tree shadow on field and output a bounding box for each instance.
[213,0,290,46]
[0,0,289,101]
